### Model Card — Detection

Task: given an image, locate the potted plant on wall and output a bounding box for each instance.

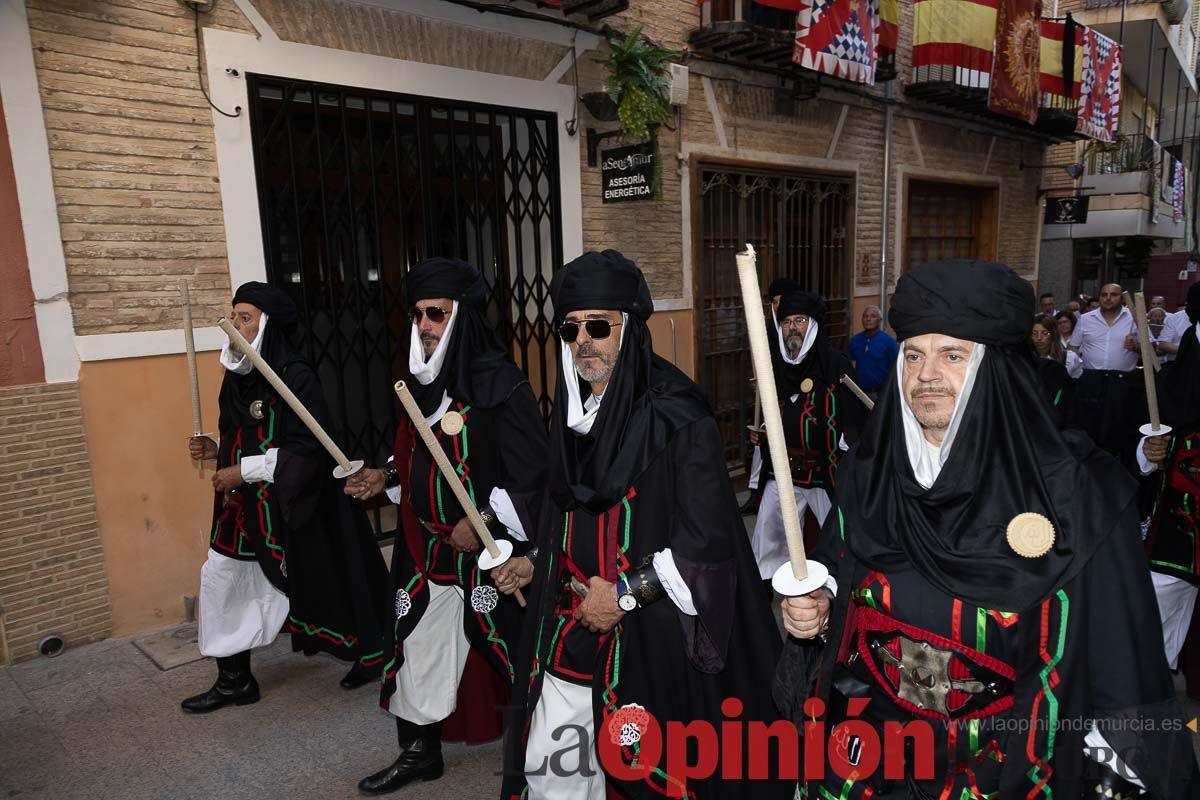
[585,25,679,198]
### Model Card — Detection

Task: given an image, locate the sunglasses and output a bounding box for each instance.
[556,319,622,343]
[410,305,450,324]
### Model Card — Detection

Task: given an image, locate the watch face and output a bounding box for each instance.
[618,593,638,612]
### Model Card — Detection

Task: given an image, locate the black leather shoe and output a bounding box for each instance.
[358,724,443,794]
[340,660,381,690]
[181,654,260,713]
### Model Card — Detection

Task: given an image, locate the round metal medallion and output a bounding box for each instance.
[1006,512,1055,558]
[249,399,264,420]
[440,410,464,436]
[800,378,814,394]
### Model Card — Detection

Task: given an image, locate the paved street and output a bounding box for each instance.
[0,633,502,800]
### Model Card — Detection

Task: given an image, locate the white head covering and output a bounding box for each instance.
[897,341,985,489]
[775,309,819,365]
[561,312,628,435]
[219,313,269,375]
[407,300,459,425]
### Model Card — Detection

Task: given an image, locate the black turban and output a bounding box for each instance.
[768,277,800,299]
[232,281,299,330]
[550,250,653,322]
[776,290,825,325]
[406,257,488,307]
[888,260,1033,347]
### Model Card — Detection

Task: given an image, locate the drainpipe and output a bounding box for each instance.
[879,83,895,324]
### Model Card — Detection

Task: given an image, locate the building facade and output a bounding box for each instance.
[1,0,1064,656]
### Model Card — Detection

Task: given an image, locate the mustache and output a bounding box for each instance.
[420,331,439,343]
[910,385,953,401]
[575,343,606,359]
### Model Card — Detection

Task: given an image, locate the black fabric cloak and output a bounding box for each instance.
[210,284,390,666]
[502,251,792,800]
[1145,293,1200,585]
[774,260,1199,798]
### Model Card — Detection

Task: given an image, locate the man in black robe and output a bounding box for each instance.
[775,260,1198,798]
[346,258,548,794]
[182,282,391,713]
[495,250,793,800]
[750,289,863,591]
[1139,282,1200,691]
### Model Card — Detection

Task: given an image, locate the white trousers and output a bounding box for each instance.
[197,550,289,658]
[388,581,472,724]
[526,673,606,800]
[750,480,832,580]
[1152,572,1199,670]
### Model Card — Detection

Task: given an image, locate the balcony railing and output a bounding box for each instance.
[1084,133,1186,206]
[688,0,897,86]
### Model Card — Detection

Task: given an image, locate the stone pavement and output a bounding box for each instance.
[0,633,502,800]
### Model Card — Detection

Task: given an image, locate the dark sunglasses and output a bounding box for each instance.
[410,305,450,324]
[556,319,622,343]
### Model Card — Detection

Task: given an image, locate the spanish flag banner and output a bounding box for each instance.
[878,0,899,54]
[1039,17,1082,101]
[912,0,998,74]
[987,0,1042,124]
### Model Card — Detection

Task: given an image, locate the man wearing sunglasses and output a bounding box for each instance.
[346,257,547,795]
[495,250,792,800]
[749,289,865,600]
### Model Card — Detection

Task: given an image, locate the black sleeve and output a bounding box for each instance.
[665,417,744,672]
[276,362,334,461]
[495,383,549,553]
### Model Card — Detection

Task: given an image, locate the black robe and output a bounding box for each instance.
[209,358,391,666]
[380,379,547,708]
[501,417,794,800]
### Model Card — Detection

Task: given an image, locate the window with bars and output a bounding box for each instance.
[904,180,997,270]
[247,76,563,533]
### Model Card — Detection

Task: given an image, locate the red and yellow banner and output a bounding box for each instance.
[912,0,999,72]
[878,0,899,53]
[1040,18,1083,100]
[988,0,1042,124]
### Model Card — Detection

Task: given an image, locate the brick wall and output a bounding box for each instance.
[0,381,110,663]
[25,0,256,335]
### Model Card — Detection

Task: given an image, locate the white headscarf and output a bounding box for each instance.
[219,313,269,375]
[407,300,459,426]
[775,308,819,365]
[897,341,985,489]
[561,312,628,435]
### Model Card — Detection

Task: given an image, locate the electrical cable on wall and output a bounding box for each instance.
[182,0,242,118]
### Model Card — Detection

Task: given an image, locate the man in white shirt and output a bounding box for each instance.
[1068,283,1145,467]
[1155,307,1191,364]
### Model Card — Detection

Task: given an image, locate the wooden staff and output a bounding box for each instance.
[217,318,363,479]
[839,373,875,411]
[1133,292,1171,438]
[735,245,828,596]
[394,381,526,607]
[180,281,208,477]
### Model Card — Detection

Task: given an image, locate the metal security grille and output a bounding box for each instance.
[695,165,852,469]
[247,75,563,482]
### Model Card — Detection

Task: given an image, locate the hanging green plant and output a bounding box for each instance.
[605,25,679,141]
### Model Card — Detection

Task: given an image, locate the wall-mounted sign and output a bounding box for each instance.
[601,143,655,203]
[1044,196,1089,225]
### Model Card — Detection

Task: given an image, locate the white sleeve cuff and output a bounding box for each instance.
[383,455,403,505]
[824,575,838,597]
[838,434,849,452]
[488,487,526,542]
[652,549,697,616]
[239,449,279,483]
[1136,436,1159,476]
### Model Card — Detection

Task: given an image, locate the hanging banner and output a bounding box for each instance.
[1076,27,1122,142]
[792,0,879,85]
[1044,196,1089,225]
[988,0,1043,124]
[912,0,997,72]
[1039,17,1082,101]
[878,0,899,55]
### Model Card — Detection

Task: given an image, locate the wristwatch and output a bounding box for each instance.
[616,577,639,612]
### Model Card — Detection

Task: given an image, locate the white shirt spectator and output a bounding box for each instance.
[1157,310,1191,364]
[1069,307,1138,372]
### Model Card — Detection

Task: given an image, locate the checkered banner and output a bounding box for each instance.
[792,0,880,85]
[1076,26,1122,142]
